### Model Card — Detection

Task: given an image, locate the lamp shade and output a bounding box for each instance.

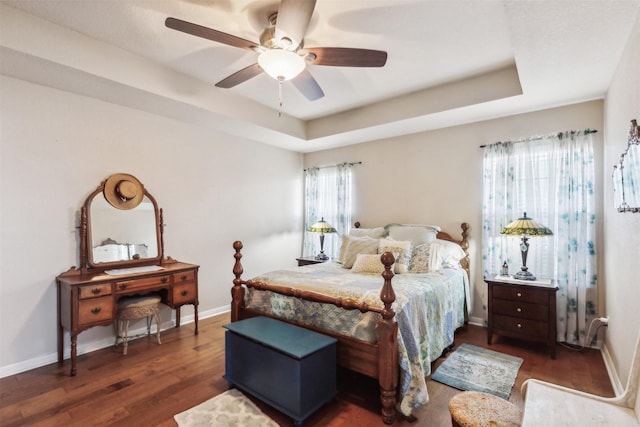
[258,49,305,81]
[500,212,553,237]
[308,218,337,234]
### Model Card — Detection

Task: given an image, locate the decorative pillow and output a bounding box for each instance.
[430,239,467,269]
[342,237,380,269]
[385,223,440,246]
[378,238,412,274]
[349,227,387,239]
[409,243,432,273]
[352,253,386,274]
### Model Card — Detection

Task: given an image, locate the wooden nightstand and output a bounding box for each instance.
[486,276,558,358]
[296,257,329,267]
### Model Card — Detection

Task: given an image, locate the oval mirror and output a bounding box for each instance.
[82,174,163,270]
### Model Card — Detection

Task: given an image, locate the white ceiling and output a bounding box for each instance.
[1,0,639,152]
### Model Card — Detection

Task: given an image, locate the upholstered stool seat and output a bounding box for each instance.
[114,294,162,355]
[449,391,522,427]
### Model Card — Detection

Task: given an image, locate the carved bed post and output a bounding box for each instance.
[377,251,398,424]
[231,241,246,322]
[459,222,471,281]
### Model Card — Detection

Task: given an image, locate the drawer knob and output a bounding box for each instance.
[91,288,102,295]
[516,292,522,297]
[181,290,188,296]
[161,277,168,284]
[119,283,128,290]
[517,307,522,312]
[180,275,187,281]
[91,307,102,315]
[517,323,522,328]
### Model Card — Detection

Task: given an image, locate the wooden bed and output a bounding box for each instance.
[231,222,470,424]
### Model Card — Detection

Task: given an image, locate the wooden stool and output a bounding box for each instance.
[449,391,522,427]
[114,294,162,355]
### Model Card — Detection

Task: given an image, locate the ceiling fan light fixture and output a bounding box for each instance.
[258,49,305,81]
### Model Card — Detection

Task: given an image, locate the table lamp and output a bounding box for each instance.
[308,217,336,260]
[500,212,553,280]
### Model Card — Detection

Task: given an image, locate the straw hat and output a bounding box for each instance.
[103,173,144,210]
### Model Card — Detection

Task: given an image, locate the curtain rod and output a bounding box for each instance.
[304,161,362,171]
[479,129,598,148]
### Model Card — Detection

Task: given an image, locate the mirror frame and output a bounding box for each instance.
[79,176,165,273]
[614,119,640,213]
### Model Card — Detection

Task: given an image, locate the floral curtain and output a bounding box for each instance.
[482,131,598,345]
[303,163,353,259]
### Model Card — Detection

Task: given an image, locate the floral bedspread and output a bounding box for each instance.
[245,262,469,416]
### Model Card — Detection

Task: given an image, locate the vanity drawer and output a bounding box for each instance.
[492,284,549,304]
[492,299,548,321]
[173,282,197,305]
[173,270,196,284]
[78,296,113,324]
[115,275,171,293]
[79,283,112,299]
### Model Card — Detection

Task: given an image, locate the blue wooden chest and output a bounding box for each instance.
[224,316,337,425]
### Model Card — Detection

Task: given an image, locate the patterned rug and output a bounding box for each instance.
[431,343,523,399]
[174,389,279,427]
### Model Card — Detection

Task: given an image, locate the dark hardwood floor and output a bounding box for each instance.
[0,313,614,426]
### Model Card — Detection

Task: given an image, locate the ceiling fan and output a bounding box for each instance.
[165,0,387,101]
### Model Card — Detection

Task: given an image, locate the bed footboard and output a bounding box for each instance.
[231,241,398,424]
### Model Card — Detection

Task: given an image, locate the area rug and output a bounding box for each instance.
[431,343,523,399]
[174,388,279,427]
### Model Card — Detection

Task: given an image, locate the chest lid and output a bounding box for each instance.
[224,316,336,359]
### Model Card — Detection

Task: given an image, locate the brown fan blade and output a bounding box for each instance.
[305,47,387,67]
[165,17,257,51]
[291,68,324,101]
[215,63,263,88]
[275,0,316,50]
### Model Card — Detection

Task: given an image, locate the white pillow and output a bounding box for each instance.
[409,243,432,273]
[352,253,386,274]
[349,227,387,239]
[378,238,412,274]
[342,237,380,269]
[385,223,440,245]
[431,239,467,269]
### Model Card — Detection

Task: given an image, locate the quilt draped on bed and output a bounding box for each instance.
[245,262,469,416]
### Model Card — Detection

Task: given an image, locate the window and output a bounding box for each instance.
[303,164,353,259]
[482,131,598,345]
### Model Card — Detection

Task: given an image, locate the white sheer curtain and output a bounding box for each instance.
[482,131,598,345]
[303,163,353,259]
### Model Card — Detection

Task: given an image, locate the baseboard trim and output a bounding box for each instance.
[0,306,230,378]
[601,342,624,395]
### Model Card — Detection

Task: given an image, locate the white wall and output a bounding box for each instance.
[304,100,604,325]
[603,10,640,390]
[0,76,303,376]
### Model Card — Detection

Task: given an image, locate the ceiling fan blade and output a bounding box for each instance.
[215,63,263,88]
[305,47,387,67]
[275,0,316,50]
[291,68,324,101]
[165,17,257,51]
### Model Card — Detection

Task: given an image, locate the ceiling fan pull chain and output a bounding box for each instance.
[278,76,284,117]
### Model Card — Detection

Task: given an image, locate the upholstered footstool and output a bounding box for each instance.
[449,391,522,427]
[114,294,162,355]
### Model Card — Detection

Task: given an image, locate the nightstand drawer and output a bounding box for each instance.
[493,314,548,339]
[492,285,549,304]
[492,299,548,321]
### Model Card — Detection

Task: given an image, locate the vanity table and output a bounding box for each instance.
[57,173,199,376]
